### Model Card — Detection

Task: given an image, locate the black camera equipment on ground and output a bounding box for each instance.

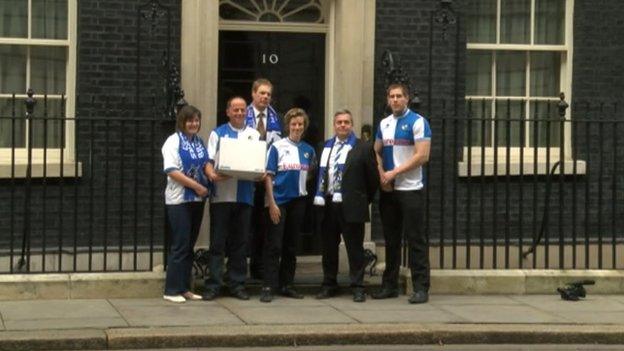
[557,280,595,301]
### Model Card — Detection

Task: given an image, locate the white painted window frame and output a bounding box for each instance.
[0,0,78,177]
[461,0,584,176]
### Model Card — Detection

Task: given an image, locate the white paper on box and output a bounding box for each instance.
[216,138,267,180]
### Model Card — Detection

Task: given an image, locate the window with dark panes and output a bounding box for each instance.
[465,0,571,150]
[0,0,73,153]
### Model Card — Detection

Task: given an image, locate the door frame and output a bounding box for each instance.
[180,0,375,142]
[180,0,376,248]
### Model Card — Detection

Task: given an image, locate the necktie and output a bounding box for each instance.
[257,112,266,141]
[332,141,345,193]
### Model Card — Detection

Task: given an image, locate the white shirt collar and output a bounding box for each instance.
[252,105,267,118]
[228,122,246,132]
[393,108,410,118]
[334,136,347,145]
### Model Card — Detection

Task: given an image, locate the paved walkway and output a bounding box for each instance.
[2,294,624,329]
[1,294,624,350]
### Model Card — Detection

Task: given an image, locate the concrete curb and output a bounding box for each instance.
[0,272,164,300]
[105,324,624,349]
[3,324,624,350]
[0,329,106,351]
[2,269,623,300]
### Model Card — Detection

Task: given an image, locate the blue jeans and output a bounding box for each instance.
[164,201,204,295]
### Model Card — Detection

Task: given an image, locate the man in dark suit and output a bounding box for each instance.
[313,109,379,302]
[245,78,282,280]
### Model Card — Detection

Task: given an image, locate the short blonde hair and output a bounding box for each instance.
[252,78,273,93]
[283,108,309,136]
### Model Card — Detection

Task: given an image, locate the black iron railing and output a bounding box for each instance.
[0,94,171,274]
[1,93,622,273]
[404,98,623,270]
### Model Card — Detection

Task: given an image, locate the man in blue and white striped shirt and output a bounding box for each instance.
[203,96,260,301]
[373,83,432,304]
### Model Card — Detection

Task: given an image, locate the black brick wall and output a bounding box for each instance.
[572,0,624,108]
[74,0,182,251]
[0,0,182,263]
[371,0,624,266]
[2,0,623,270]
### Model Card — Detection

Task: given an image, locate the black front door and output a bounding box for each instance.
[218,30,326,254]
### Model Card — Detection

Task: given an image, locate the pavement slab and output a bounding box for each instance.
[323,296,441,311]
[0,299,120,320]
[342,308,465,324]
[1,295,624,349]
[110,300,243,327]
[437,304,569,324]
[510,295,624,313]
[429,294,523,305]
[216,296,327,310]
[0,299,127,330]
[3,317,128,331]
[550,311,624,324]
[109,298,219,307]
[233,305,357,324]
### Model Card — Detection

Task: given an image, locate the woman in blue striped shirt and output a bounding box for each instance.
[260,108,316,303]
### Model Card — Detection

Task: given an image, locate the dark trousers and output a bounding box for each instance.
[249,184,266,275]
[319,200,365,289]
[205,202,251,292]
[165,201,204,295]
[379,190,430,292]
[263,197,306,289]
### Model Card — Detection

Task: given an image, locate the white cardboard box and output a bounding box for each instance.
[216,137,266,180]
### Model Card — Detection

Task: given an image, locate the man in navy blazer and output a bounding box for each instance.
[313,109,379,302]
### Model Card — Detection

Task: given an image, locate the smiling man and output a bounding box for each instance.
[203,96,260,301]
[373,83,432,304]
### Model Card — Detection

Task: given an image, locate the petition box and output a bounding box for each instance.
[216,137,266,180]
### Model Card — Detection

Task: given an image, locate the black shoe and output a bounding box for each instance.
[315,286,339,299]
[202,289,219,301]
[230,287,250,301]
[352,289,366,303]
[280,286,304,299]
[371,288,399,299]
[260,287,273,303]
[408,290,429,304]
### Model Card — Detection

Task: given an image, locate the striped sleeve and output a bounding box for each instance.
[413,117,432,141]
[206,130,219,163]
[265,144,278,175]
[162,134,181,173]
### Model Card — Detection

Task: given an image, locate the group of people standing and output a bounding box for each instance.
[161,79,432,305]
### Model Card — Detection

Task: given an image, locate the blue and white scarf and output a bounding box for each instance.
[313,132,357,206]
[177,132,211,201]
[245,105,281,146]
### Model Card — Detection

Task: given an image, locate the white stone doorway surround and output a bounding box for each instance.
[180,0,377,257]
